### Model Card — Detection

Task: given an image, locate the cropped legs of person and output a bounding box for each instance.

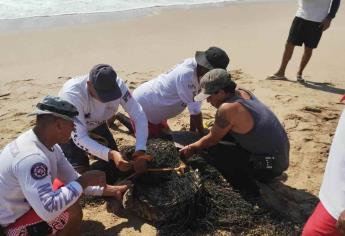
[4,182,84,236]
[203,134,281,197]
[60,123,121,184]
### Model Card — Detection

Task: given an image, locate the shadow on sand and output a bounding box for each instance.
[81,210,150,236]
[268,77,345,96]
[301,80,345,95]
[257,175,318,224]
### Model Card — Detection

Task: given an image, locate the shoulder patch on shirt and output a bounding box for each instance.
[122,90,132,103]
[31,162,48,180]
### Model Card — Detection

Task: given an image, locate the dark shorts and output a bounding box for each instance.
[204,134,282,191]
[60,123,121,184]
[287,17,323,49]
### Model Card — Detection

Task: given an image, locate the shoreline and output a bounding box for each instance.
[0,0,292,33]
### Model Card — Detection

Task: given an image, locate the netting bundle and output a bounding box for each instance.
[121,139,201,224]
[120,139,302,235]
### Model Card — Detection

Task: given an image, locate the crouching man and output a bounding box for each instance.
[180,69,290,196]
[0,96,128,236]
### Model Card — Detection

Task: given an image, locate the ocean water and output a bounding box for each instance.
[0,0,289,20]
[0,0,240,20]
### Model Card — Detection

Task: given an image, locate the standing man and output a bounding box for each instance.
[302,108,345,236]
[0,96,128,236]
[180,69,289,194]
[59,64,149,184]
[132,46,230,138]
[268,0,340,83]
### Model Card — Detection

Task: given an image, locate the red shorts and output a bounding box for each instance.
[148,120,170,138]
[302,202,341,236]
[5,179,69,236]
[131,119,170,139]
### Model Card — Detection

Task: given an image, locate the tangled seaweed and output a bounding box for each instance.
[121,139,302,236]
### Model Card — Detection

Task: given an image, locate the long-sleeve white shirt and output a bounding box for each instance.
[0,130,84,227]
[59,75,148,161]
[132,58,202,124]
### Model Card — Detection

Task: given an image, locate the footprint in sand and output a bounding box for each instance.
[283,114,308,131]
[11,112,27,118]
[57,76,72,80]
[301,106,340,122]
[275,94,298,104]
[0,93,10,98]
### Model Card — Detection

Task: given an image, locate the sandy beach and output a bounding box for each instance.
[1,0,345,235]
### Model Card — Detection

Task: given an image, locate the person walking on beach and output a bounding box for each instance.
[180,69,289,196]
[0,96,128,236]
[59,64,149,184]
[268,0,340,83]
[121,46,230,139]
[302,108,345,236]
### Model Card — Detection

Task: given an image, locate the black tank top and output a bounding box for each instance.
[226,89,289,172]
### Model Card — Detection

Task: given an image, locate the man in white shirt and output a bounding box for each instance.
[130,46,229,138]
[302,108,345,236]
[268,0,340,83]
[59,64,149,184]
[0,96,128,236]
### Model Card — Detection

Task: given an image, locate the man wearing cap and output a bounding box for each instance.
[59,64,149,184]
[128,46,230,138]
[0,96,128,236]
[180,69,289,195]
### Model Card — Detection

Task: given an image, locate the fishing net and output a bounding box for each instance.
[120,139,302,235]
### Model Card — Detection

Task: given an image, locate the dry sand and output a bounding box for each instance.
[0,1,345,235]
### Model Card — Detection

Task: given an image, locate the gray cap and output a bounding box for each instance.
[194,69,236,102]
[195,47,230,70]
[89,64,122,102]
[29,95,79,121]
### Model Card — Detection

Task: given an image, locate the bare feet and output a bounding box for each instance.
[107,184,130,202]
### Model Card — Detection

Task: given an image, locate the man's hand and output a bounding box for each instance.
[131,151,153,174]
[132,150,146,159]
[77,170,106,189]
[337,209,345,235]
[190,113,204,135]
[108,150,132,172]
[320,17,332,31]
[180,145,195,158]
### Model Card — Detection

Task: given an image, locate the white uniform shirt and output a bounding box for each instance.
[133,58,202,124]
[296,0,332,22]
[59,75,148,161]
[319,109,345,219]
[0,130,83,227]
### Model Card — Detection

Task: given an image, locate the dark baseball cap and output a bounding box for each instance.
[195,47,230,70]
[89,64,122,102]
[194,69,236,102]
[29,95,79,121]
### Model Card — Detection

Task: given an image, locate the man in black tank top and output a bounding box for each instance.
[180,69,290,197]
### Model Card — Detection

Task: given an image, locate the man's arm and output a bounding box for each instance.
[119,79,148,152]
[15,155,84,222]
[190,113,204,135]
[181,104,234,157]
[337,209,345,235]
[175,69,204,133]
[322,0,341,31]
[328,0,341,19]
